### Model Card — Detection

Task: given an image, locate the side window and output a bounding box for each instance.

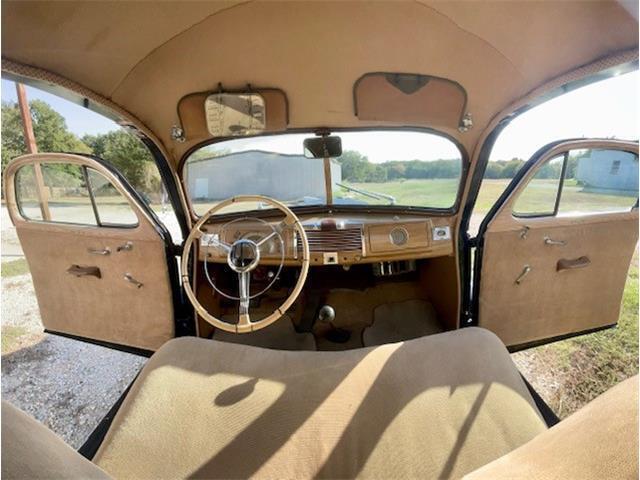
[513,155,564,217]
[15,162,139,227]
[41,163,97,225]
[14,164,43,220]
[468,70,637,236]
[2,83,183,243]
[559,149,638,215]
[87,168,138,226]
[512,149,638,218]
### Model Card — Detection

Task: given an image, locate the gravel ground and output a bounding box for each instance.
[1,269,146,449]
[2,204,147,448]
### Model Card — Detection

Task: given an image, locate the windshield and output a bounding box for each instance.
[184,130,463,215]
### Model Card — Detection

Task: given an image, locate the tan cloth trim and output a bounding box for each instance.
[94,328,546,479]
[465,375,639,480]
[1,401,111,479]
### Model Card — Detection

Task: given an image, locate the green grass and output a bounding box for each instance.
[1,325,28,353]
[1,258,30,277]
[343,178,636,215]
[342,179,459,208]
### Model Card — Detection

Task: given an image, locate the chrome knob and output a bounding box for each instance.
[318,305,336,324]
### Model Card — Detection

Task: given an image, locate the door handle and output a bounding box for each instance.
[515,265,531,285]
[557,256,591,271]
[88,247,111,256]
[67,265,101,279]
[544,236,567,246]
[117,241,133,252]
[124,273,143,289]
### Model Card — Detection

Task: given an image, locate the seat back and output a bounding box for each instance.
[1,401,110,480]
[465,375,639,479]
[93,329,547,479]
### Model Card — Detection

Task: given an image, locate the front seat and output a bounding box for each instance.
[2,328,636,479]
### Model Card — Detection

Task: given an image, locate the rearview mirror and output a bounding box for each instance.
[205,93,266,137]
[303,136,342,158]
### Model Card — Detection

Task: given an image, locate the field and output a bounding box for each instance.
[345,178,636,214]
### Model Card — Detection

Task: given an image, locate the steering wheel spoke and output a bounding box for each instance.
[238,271,251,316]
[201,231,232,253]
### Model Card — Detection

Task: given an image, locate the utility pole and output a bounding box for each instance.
[15,82,50,220]
[15,83,37,154]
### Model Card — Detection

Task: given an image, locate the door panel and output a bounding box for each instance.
[476,140,638,347]
[5,153,176,351]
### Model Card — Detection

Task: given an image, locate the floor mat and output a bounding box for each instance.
[362,299,442,347]
[214,314,317,351]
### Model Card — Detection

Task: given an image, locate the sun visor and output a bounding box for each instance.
[177,88,289,140]
[354,73,467,130]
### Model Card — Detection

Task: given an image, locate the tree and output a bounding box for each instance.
[337,150,371,182]
[2,99,90,175]
[484,162,504,179]
[82,129,161,200]
[499,158,525,178]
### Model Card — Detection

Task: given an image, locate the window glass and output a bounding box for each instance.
[468,70,637,235]
[1,81,182,243]
[513,155,563,216]
[15,164,43,220]
[41,163,97,225]
[87,168,138,226]
[184,130,463,215]
[558,149,638,215]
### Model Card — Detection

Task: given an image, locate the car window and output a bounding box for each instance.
[87,168,138,226]
[15,162,139,227]
[558,149,638,215]
[41,163,97,225]
[14,164,43,221]
[184,130,463,215]
[513,155,564,217]
[468,70,638,235]
[512,148,638,218]
[1,84,183,242]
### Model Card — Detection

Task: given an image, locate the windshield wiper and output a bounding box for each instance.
[336,182,396,205]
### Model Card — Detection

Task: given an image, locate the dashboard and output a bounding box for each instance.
[198,214,455,266]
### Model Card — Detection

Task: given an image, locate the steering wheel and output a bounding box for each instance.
[181,195,310,333]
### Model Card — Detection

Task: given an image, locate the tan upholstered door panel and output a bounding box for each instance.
[5,153,175,351]
[477,140,638,347]
[479,214,637,346]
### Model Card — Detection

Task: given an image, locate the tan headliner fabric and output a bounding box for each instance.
[2,1,637,167]
[465,375,639,480]
[94,328,546,479]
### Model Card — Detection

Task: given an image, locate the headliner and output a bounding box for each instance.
[2,1,638,167]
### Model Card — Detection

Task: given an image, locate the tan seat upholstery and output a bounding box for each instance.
[94,328,547,479]
[464,374,639,480]
[1,401,110,479]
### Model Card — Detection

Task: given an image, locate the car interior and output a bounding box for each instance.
[1,1,639,478]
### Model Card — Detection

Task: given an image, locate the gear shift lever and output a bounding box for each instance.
[317,305,336,324]
[317,305,350,343]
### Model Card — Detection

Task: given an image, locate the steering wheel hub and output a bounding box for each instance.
[227,239,260,273]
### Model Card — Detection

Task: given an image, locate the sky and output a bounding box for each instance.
[1,78,117,136]
[2,70,638,160]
